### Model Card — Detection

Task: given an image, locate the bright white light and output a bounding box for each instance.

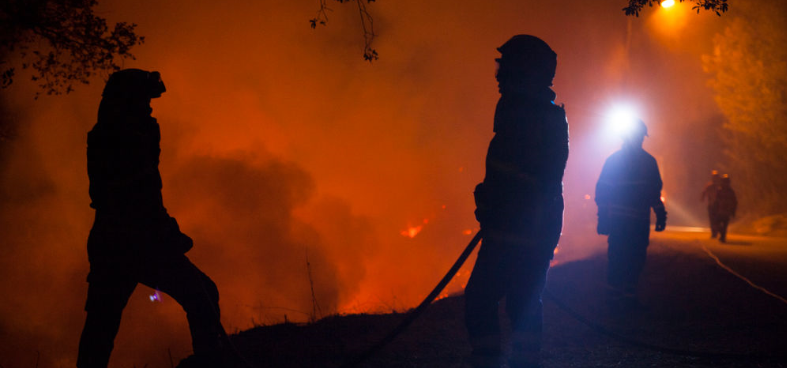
[607,105,640,138]
[661,0,675,8]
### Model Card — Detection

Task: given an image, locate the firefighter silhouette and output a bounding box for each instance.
[700,170,722,238]
[466,35,568,368]
[77,69,224,368]
[712,174,737,243]
[595,119,666,307]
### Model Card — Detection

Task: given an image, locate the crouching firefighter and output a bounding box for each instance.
[77,69,225,368]
[466,35,569,368]
[595,119,666,308]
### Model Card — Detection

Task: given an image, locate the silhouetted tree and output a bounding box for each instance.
[702,1,787,215]
[623,0,728,16]
[1,0,144,96]
[312,0,728,61]
[310,0,377,62]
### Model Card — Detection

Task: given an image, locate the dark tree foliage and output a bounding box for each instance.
[623,0,728,16]
[313,1,729,61]
[0,0,144,97]
[703,1,787,215]
[310,0,377,62]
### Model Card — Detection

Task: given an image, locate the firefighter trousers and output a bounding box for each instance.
[77,255,221,368]
[464,230,557,367]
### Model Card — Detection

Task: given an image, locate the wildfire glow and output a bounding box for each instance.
[401,218,430,238]
[401,225,423,238]
[661,0,675,8]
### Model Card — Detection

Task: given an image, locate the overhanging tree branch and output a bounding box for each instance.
[1,0,144,97]
[623,0,729,17]
[311,1,728,61]
[310,0,377,62]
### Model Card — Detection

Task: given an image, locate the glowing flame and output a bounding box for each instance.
[149,289,162,302]
[661,0,675,8]
[401,225,423,238]
[661,195,666,203]
[401,218,430,238]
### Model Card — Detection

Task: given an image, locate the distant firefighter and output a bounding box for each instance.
[700,170,722,238]
[467,35,568,368]
[78,69,224,368]
[595,119,666,308]
[712,174,738,243]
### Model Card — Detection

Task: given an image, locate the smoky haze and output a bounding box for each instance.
[0,0,740,366]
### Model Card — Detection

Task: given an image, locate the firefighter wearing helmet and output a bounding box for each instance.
[467,35,568,368]
[595,118,667,308]
[78,69,225,368]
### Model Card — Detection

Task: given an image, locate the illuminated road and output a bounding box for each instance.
[652,227,787,300]
[224,225,787,368]
[543,226,787,367]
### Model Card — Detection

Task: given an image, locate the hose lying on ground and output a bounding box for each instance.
[543,284,787,360]
[339,231,484,368]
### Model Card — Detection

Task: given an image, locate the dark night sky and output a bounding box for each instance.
[0,0,753,366]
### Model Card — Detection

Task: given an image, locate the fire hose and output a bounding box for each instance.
[339,231,484,368]
[341,230,787,367]
[190,231,483,368]
[204,228,785,367]
[542,288,787,361]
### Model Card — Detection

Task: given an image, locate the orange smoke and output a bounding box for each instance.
[0,0,741,367]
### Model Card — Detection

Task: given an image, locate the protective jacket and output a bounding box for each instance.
[701,181,717,206]
[87,103,191,262]
[474,89,568,234]
[714,185,737,217]
[595,147,666,228]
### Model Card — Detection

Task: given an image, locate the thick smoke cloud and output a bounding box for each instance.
[0,0,750,366]
[166,152,379,324]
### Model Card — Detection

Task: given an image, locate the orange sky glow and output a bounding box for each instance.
[0,0,741,366]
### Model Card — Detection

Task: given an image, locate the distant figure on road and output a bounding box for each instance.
[595,119,666,308]
[712,174,738,243]
[78,69,224,368]
[467,35,568,368]
[701,170,721,238]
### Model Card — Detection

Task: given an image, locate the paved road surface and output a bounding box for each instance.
[543,227,787,367]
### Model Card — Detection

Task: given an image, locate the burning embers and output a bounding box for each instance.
[401,219,429,238]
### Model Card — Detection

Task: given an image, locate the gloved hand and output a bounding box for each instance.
[655,211,667,232]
